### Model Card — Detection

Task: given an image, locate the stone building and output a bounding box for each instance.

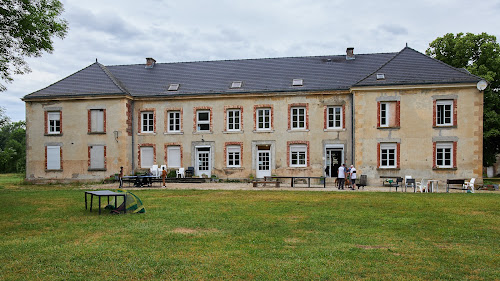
[23,47,485,184]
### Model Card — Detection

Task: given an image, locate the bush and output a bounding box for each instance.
[167,169,177,178]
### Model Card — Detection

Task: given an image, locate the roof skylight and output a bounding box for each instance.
[376,73,385,80]
[230,81,243,88]
[292,79,303,86]
[168,83,180,91]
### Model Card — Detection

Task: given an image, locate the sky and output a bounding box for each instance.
[3,0,500,121]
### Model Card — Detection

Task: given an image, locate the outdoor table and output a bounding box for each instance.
[264,176,326,188]
[85,190,127,215]
[427,180,439,193]
[446,179,466,192]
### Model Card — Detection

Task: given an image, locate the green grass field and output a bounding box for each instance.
[0,174,499,280]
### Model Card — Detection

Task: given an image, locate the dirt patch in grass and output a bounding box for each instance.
[355,244,390,249]
[171,228,219,234]
[284,237,303,244]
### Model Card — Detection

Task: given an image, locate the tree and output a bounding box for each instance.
[426,33,500,167]
[0,0,68,91]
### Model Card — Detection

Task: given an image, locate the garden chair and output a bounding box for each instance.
[389,177,403,192]
[406,178,416,192]
[415,179,427,193]
[463,178,475,193]
[404,175,412,192]
[150,165,159,177]
[176,167,185,178]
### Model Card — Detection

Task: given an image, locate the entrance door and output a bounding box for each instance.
[196,147,211,177]
[256,149,271,179]
[326,149,342,177]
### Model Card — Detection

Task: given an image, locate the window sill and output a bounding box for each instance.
[137,132,157,136]
[253,130,274,133]
[287,129,310,133]
[287,166,310,169]
[88,132,106,135]
[45,169,63,172]
[193,131,213,134]
[324,128,345,132]
[224,167,244,170]
[223,130,244,134]
[377,167,400,170]
[44,133,63,136]
[88,168,107,171]
[164,132,184,135]
[377,127,400,130]
[433,125,457,129]
[433,167,457,170]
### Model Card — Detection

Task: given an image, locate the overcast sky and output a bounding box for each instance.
[3,0,500,121]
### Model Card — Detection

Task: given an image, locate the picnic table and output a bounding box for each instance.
[380,176,399,186]
[446,179,466,192]
[264,176,326,188]
[122,175,159,187]
[85,190,127,215]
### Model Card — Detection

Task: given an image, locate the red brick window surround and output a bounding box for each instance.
[254,104,274,131]
[138,143,156,168]
[224,106,243,132]
[324,105,345,129]
[165,108,183,133]
[433,141,457,169]
[45,111,62,135]
[433,99,457,127]
[377,101,400,128]
[287,141,310,167]
[88,145,106,170]
[88,109,106,133]
[377,142,400,169]
[193,106,213,133]
[139,108,156,133]
[225,142,243,167]
[288,103,309,130]
[164,143,183,168]
[45,145,62,170]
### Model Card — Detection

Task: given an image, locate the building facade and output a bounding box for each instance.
[23,47,485,185]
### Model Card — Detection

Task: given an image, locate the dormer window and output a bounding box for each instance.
[376,73,385,80]
[168,83,180,91]
[230,81,242,89]
[292,79,303,86]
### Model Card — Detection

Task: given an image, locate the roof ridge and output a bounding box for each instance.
[97,63,130,95]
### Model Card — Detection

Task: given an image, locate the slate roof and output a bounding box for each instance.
[23,47,481,100]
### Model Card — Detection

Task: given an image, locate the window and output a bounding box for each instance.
[168,111,181,132]
[327,106,342,129]
[46,146,61,170]
[227,109,241,131]
[291,107,306,129]
[380,143,397,168]
[230,81,242,88]
[47,112,61,134]
[292,78,303,86]
[168,83,180,91]
[89,145,105,170]
[290,144,307,167]
[379,102,389,127]
[436,100,453,126]
[141,111,154,133]
[226,145,241,167]
[436,142,453,168]
[257,108,271,130]
[140,146,154,168]
[90,109,104,133]
[378,101,399,128]
[197,110,210,132]
[167,146,181,168]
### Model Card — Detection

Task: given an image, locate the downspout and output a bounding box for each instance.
[351,91,355,165]
[131,100,135,172]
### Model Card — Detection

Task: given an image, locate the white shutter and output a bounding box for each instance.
[167,146,181,168]
[91,110,104,132]
[47,146,60,170]
[90,145,105,169]
[141,147,154,168]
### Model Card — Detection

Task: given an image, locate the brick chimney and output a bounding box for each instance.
[346,47,355,60]
[145,57,156,68]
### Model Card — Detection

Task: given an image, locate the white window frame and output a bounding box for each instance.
[256,108,271,130]
[380,102,389,127]
[291,106,306,129]
[47,112,61,134]
[140,146,154,168]
[226,145,241,167]
[89,145,105,170]
[167,146,181,168]
[227,109,241,131]
[436,142,453,168]
[327,106,342,129]
[46,145,61,170]
[141,111,154,133]
[197,110,211,132]
[436,100,453,126]
[380,143,397,168]
[167,111,181,132]
[90,109,104,133]
[290,144,307,167]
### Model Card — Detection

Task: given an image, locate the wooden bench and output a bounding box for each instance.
[252,181,280,188]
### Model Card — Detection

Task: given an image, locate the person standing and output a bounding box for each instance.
[337,164,346,190]
[119,167,124,188]
[161,167,167,188]
[350,165,357,190]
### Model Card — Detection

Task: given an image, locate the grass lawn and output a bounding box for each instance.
[0,177,499,280]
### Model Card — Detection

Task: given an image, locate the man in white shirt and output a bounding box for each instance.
[350,165,357,190]
[337,164,345,190]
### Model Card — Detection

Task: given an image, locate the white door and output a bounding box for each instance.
[196,147,211,177]
[256,150,271,179]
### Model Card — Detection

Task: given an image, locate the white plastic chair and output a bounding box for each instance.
[415,179,427,193]
[150,165,159,177]
[176,167,185,178]
[404,175,412,192]
[463,178,475,193]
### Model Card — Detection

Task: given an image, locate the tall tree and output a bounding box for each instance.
[0,0,68,91]
[0,107,25,173]
[426,33,500,167]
